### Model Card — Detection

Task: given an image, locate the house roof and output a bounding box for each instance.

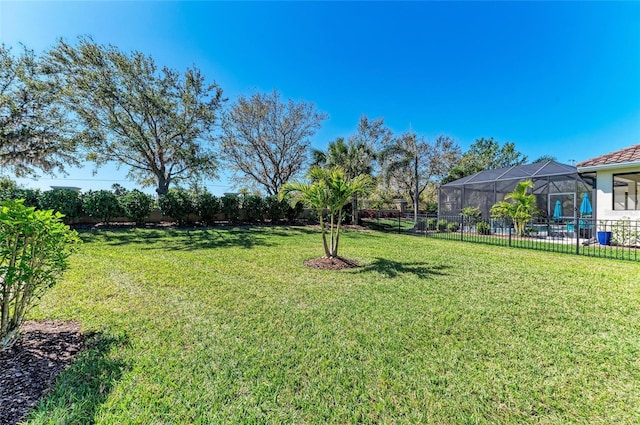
[442,161,578,187]
[576,144,640,168]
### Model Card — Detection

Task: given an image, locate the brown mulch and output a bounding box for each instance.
[304,256,360,270]
[0,320,84,425]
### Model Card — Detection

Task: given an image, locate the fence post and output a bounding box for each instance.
[460,216,464,242]
[575,216,580,255]
[508,221,512,247]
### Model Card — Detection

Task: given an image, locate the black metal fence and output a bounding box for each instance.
[362,213,640,262]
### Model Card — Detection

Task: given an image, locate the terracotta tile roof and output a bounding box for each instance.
[577,144,640,167]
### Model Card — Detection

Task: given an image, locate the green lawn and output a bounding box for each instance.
[25,226,640,424]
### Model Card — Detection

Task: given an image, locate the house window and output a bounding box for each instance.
[613,172,640,210]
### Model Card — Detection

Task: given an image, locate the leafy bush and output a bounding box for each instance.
[242,194,265,222]
[425,202,438,215]
[461,206,482,224]
[476,221,491,235]
[358,209,377,219]
[119,190,154,225]
[427,218,437,231]
[0,177,17,191]
[159,188,195,225]
[221,194,240,223]
[264,195,287,222]
[196,191,221,225]
[83,190,122,224]
[0,188,41,208]
[286,201,304,223]
[447,222,460,232]
[611,217,639,247]
[0,199,81,348]
[437,219,448,231]
[39,189,84,222]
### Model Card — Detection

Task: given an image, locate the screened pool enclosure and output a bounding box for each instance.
[439,161,596,221]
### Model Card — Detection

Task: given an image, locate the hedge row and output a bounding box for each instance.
[0,187,302,225]
[157,189,303,225]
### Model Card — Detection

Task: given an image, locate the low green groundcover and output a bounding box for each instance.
[20,227,640,424]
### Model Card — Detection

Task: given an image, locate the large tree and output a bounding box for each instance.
[381,133,460,224]
[312,115,391,222]
[46,37,223,195]
[0,44,79,177]
[313,115,390,177]
[220,90,327,196]
[312,137,375,179]
[459,137,527,177]
[349,115,393,170]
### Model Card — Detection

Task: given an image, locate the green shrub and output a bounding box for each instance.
[461,206,482,224]
[447,222,460,232]
[159,188,195,225]
[221,194,240,223]
[0,199,81,348]
[0,188,41,208]
[286,201,304,223]
[83,190,122,224]
[437,219,448,231]
[265,195,287,222]
[196,191,221,225]
[39,189,84,222]
[425,201,438,215]
[427,218,437,231]
[119,190,154,225]
[611,217,639,247]
[242,194,265,222]
[476,221,491,235]
[0,177,17,191]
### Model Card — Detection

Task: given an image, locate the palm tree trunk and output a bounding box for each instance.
[332,208,342,257]
[318,209,330,257]
[351,194,358,225]
[329,209,335,257]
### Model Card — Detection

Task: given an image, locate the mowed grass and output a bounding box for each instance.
[25,226,640,424]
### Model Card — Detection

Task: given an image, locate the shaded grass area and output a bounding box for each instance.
[26,226,640,424]
[360,217,416,233]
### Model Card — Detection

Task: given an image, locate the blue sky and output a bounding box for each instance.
[2,1,639,195]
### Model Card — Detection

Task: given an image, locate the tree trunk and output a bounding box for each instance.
[413,155,419,226]
[352,194,358,225]
[156,174,170,196]
[318,209,330,257]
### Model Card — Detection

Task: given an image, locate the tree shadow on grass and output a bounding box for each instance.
[355,257,451,279]
[24,331,129,425]
[79,227,274,251]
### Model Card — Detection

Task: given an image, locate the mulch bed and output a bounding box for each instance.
[304,256,360,270]
[0,321,84,425]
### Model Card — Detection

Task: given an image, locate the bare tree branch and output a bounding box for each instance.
[220,90,327,196]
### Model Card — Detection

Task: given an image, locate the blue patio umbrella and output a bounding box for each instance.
[552,200,562,221]
[580,193,593,216]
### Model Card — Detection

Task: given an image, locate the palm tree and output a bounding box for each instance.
[312,137,375,223]
[280,167,373,258]
[490,180,536,236]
